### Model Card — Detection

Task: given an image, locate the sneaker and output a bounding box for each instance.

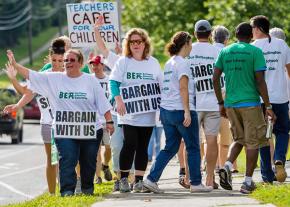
[143,179,164,194]
[75,177,82,195]
[102,165,113,181]
[240,181,256,194]
[95,177,102,184]
[120,177,131,193]
[275,161,287,183]
[133,180,151,193]
[178,175,190,189]
[213,181,219,189]
[190,184,213,193]
[113,180,120,192]
[219,165,232,190]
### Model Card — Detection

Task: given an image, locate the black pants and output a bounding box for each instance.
[119,125,153,171]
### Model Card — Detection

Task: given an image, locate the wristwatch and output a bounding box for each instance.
[218,100,224,105]
[266,105,272,110]
[106,120,114,124]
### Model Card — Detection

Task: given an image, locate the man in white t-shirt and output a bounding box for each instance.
[251,15,290,183]
[188,20,221,189]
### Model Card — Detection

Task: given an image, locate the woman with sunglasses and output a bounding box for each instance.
[143,31,212,193]
[6,49,113,196]
[3,38,66,195]
[109,28,163,193]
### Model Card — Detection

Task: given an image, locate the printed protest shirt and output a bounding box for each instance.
[28,71,111,139]
[252,37,290,104]
[110,56,163,126]
[188,42,221,111]
[215,42,266,107]
[161,55,195,110]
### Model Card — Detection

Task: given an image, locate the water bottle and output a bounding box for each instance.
[51,129,58,165]
[266,116,273,139]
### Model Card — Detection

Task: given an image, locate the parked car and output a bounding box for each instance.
[24,97,40,120]
[0,88,24,144]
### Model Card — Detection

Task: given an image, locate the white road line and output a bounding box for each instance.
[0,164,45,179]
[0,146,37,160]
[0,181,33,199]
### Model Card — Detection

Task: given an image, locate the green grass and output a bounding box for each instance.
[251,184,290,207]
[0,27,58,68]
[0,27,58,88]
[2,182,113,207]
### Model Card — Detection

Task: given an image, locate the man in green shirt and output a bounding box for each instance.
[213,22,276,194]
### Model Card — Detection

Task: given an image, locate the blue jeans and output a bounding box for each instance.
[55,129,103,196]
[260,102,289,182]
[110,114,124,172]
[147,108,202,185]
[148,126,163,161]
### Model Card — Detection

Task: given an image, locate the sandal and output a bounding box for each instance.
[179,175,190,189]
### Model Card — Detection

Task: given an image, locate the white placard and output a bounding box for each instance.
[66,2,120,49]
[53,111,98,139]
[120,82,161,115]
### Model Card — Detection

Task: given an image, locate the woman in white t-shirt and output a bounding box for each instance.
[143,31,212,193]
[3,38,66,195]
[110,28,163,193]
[6,49,113,196]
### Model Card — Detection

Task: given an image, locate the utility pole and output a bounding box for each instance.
[57,0,63,35]
[27,0,33,65]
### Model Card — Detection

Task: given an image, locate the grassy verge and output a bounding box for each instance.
[3,182,113,207]
[0,27,58,88]
[251,184,290,207]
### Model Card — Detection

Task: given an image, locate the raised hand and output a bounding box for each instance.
[94,15,104,29]
[7,50,16,66]
[5,62,17,80]
[115,42,122,55]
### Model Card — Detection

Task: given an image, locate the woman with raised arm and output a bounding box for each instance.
[6,48,113,197]
[4,38,65,195]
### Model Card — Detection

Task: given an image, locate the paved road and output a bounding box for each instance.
[0,121,47,206]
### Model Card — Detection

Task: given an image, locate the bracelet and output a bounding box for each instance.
[106,120,114,124]
[218,100,224,105]
[265,104,272,110]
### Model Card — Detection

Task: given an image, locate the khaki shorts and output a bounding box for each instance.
[218,117,233,145]
[226,106,268,149]
[198,111,221,137]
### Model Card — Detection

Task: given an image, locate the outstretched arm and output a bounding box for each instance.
[7,50,30,79]
[5,62,27,95]
[3,90,34,114]
[94,15,110,58]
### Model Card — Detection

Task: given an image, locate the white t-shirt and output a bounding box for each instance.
[95,74,110,123]
[188,42,220,111]
[110,56,163,126]
[28,71,111,139]
[252,37,290,103]
[161,55,195,111]
[104,51,120,70]
[34,69,53,125]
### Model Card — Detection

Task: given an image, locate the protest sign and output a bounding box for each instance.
[120,82,161,115]
[190,63,225,93]
[66,2,120,49]
[53,111,98,139]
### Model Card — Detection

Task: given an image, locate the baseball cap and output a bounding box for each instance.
[194,20,212,32]
[88,55,103,64]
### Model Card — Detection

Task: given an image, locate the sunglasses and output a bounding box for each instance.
[129,39,144,45]
[64,58,77,63]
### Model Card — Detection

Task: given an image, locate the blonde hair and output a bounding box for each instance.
[123,28,151,60]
